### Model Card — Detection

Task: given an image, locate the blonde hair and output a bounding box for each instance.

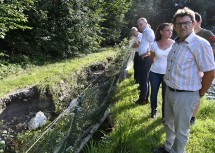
[131,27,138,32]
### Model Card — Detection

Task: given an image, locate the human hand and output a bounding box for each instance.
[133,42,139,48]
[199,92,205,98]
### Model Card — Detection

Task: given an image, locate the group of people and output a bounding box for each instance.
[131,7,215,153]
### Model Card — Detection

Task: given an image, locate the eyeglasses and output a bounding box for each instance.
[175,21,193,28]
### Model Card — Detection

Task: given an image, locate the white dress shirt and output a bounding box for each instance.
[138,26,155,56]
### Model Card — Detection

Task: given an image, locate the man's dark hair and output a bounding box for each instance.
[172,7,195,24]
[195,12,201,22]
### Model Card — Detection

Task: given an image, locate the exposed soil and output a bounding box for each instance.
[0,59,116,152]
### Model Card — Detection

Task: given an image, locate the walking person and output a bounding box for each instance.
[149,23,174,121]
[154,7,215,153]
[135,17,155,105]
[190,12,215,125]
[130,27,143,84]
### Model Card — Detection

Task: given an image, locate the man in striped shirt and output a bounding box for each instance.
[154,7,215,153]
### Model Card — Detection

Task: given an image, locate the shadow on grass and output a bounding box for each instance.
[86,75,215,153]
[84,75,168,153]
[110,114,165,153]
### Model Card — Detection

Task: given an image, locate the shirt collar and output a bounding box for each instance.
[175,32,196,44]
[185,32,196,44]
[143,26,150,32]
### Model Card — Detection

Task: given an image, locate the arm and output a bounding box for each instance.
[147,32,155,42]
[132,41,140,48]
[199,69,215,97]
[207,34,215,55]
[140,29,155,60]
[150,51,156,62]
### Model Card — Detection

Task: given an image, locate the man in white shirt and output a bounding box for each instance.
[131,27,143,84]
[135,18,155,105]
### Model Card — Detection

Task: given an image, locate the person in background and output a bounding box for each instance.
[154,7,215,153]
[194,12,215,54]
[149,23,174,122]
[134,17,155,105]
[130,27,143,84]
[190,12,215,125]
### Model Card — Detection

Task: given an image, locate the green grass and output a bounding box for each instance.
[84,71,215,153]
[0,48,119,98]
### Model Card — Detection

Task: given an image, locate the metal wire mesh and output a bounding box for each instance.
[19,46,133,153]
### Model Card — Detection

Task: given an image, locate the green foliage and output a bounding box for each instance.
[124,0,214,38]
[0,48,118,98]
[189,0,215,27]
[0,0,133,58]
[2,0,106,58]
[0,53,33,79]
[0,0,34,38]
[100,0,132,46]
[1,0,214,59]
[0,139,5,152]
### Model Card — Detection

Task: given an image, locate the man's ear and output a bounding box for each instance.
[192,20,197,27]
[199,19,203,25]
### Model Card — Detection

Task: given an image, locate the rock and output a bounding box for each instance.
[28,111,47,130]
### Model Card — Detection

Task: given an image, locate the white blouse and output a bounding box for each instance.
[150,41,173,74]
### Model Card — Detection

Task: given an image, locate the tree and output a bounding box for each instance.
[3,0,104,58]
[0,0,34,38]
[100,0,132,46]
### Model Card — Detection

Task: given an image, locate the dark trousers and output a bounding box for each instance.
[149,71,166,118]
[133,52,139,83]
[138,56,152,101]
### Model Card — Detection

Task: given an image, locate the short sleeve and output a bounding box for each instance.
[146,29,155,42]
[202,30,215,49]
[194,41,215,72]
[150,42,156,52]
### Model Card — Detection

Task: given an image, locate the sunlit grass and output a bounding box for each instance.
[84,71,215,153]
[0,49,118,98]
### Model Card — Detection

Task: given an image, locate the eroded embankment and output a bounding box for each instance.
[0,54,124,152]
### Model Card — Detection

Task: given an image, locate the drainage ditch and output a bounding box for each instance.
[0,54,127,152]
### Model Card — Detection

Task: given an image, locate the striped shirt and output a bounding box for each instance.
[138,26,155,56]
[164,32,215,91]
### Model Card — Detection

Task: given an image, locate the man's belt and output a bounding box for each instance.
[168,86,193,92]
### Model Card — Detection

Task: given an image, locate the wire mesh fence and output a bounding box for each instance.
[18,44,134,153]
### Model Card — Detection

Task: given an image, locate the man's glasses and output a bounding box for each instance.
[175,21,193,28]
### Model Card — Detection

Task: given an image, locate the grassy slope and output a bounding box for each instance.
[85,71,215,153]
[0,49,118,98]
